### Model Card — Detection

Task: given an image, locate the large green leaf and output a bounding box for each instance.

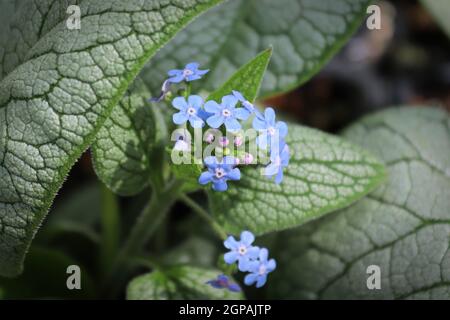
[0,0,223,277]
[267,107,450,299]
[91,80,167,196]
[210,123,385,235]
[420,0,450,38]
[141,0,371,98]
[127,265,243,299]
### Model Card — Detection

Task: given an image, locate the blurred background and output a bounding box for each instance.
[1,0,448,299]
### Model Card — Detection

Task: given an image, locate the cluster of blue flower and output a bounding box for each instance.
[206,231,276,292]
[152,62,291,192]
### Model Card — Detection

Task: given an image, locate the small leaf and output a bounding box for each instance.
[141,0,371,98]
[267,107,450,299]
[207,48,272,102]
[126,265,243,300]
[420,0,450,38]
[210,124,386,235]
[0,0,223,277]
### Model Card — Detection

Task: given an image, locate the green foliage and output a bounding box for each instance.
[127,265,243,300]
[141,0,371,98]
[267,107,450,299]
[0,0,223,277]
[210,124,386,235]
[421,0,450,38]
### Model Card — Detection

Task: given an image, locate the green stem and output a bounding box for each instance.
[179,194,227,240]
[100,184,120,274]
[103,179,183,294]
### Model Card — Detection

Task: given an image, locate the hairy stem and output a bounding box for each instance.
[179,194,227,240]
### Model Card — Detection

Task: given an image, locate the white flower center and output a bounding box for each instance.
[238,245,247,255]
[258,264,267,275]
[268,127,276,136]
[222,109,232,117]
[187,107,196,115]
[183,68,193,77]
[215,168,225,179]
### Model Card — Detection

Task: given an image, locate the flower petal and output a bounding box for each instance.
[238,258,252,272]
[252,117,267,130]
[247,246,260,260]
[234,108,250,120]
[224,118,241,132]
[226,168,241,181]
[173,112,188,125]
[228,283,241,292]
[198,171,213,185]
[167,69,182,76]
[224,251,239,264]
[240,231,255,246]
[232,90,245,102]
[275,168,284,184]
[212,180,228,191]
[204,156,218,169]
[224,236,238,249]
[168,74,185,83]
[267,259,277,272]
[244,273,258,286]
[188,115,204,128]
[221,95,238,109]
[186,74,202,82]
[188,95,203,109]
[204,100,221,113]
[259,248,269,262]
[172,97,187,110]
[196,69,209,76]
[256,275,267,288]
[265,162,279,177]
[276,121,288,138]
[264,107,276,124]
[207,114,224,128]
[185,62,200,71]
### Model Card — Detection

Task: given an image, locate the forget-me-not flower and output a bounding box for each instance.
[204,95,250,131]
[253,107,288,150]
[244,248,276,288]
[167,62,209,83]
[224,230,260,272]
[198,156,241,191]
[172,95,205,128]
[232,90,262,117]
[206,274,241,293]
[264,140,290,184]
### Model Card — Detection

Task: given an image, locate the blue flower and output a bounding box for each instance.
[206,274,241,293]
[244,248,276,288]
[265,140,290,184]
[172,95,205,128]
[167,62,209,83]
[199,156,241,191]
[204,95,250,132]
[252,107,288,149]
[223,230,260,272]
[232,90,262,117]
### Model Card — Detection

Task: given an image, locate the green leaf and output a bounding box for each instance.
[0,246,95,299]
[91,80,166,196]
[210,123,386,235]
[267,107,450,299]
[207,47,272,102]
[141,0,371,98]
[127,265,243,300]
[0,0,223,277]
[420,0,450,38]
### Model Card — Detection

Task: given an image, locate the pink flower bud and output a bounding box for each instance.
[219,137,230,147]
[205,133,214,144]
[243,153,254,165]
[234,136,243,147]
